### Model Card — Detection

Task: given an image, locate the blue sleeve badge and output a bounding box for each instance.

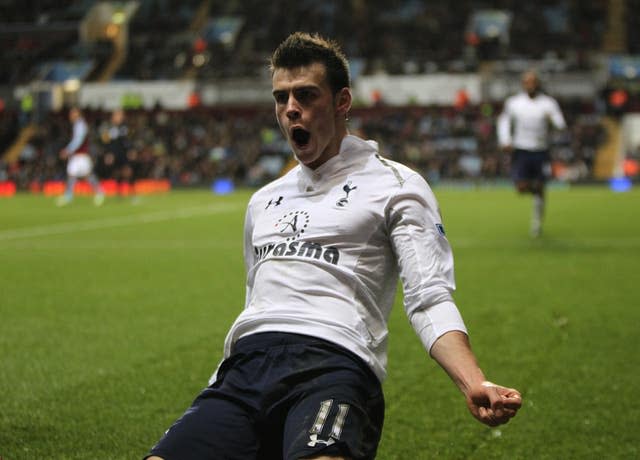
[435,223,446,236]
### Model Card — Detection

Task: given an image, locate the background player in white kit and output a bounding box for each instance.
[497,70,567,237]
[57,107,105,206]
[146,32,522,460]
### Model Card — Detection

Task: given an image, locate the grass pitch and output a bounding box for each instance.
[1,185,639,459]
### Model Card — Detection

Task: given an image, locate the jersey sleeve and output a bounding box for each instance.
[65,119,88,152]
[496,98,513,147]
[548,98,567,130]
[387,173,467,353]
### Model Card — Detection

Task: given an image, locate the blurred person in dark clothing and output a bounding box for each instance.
[100,108,139,201]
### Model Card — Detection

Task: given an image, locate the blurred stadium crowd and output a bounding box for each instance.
[0,100,607,190]
[1,0,639,190]
[3,0,638,83]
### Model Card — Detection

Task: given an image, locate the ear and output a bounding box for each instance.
[335,88,352,116]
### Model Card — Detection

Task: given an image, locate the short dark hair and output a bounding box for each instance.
[270,32,351,95]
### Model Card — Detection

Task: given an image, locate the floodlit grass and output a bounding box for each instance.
[1,185,638,459]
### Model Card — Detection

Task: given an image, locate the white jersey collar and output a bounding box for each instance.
[297,135,378,189]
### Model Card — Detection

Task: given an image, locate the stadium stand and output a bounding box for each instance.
[0,0,615,83]
[3,100,607,191]
[1,0,639,190]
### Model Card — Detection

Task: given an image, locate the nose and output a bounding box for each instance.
[285,95,301,120]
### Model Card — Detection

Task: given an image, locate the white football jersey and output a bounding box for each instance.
[497,92,566,151]
[213,135,467,383]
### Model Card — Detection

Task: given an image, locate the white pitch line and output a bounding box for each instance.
[0,203,242,241]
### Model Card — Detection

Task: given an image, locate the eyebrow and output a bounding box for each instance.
[272,85,319,97]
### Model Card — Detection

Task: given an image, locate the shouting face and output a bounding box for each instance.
[272,62,351,170]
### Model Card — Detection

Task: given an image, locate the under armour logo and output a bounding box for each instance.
[336,182,357,207]
[307,433,336,448]
[265,196,283,209]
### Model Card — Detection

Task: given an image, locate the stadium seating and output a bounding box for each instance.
[0,0,618,84]
[1,0,638,190]
[1,100,608,192]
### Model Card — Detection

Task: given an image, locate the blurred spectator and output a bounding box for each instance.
[0,0,617,84]
[19,92,34,127]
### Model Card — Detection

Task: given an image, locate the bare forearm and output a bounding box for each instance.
[430,330,486,396]
[430,330,522,426]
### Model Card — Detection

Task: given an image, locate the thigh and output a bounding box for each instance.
[282,371,384,460]
[510,150,527,183]
[147,394,259,460]
[524,151,550,182]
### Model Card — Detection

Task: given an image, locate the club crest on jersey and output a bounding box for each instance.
[336,181,357,207]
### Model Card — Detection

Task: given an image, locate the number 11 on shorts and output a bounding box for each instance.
[307,399,350,447]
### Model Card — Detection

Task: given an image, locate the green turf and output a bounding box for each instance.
[1,186,638,459]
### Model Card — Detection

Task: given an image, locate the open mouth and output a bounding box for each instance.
[291,127,311,148]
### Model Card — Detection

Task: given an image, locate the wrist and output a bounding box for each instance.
[458,372,488,398]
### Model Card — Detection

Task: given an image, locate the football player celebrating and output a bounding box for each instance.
[146,32,522,460]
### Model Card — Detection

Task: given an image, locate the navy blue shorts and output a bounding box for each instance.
[146,332,384,460]
[511,149,550,183]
